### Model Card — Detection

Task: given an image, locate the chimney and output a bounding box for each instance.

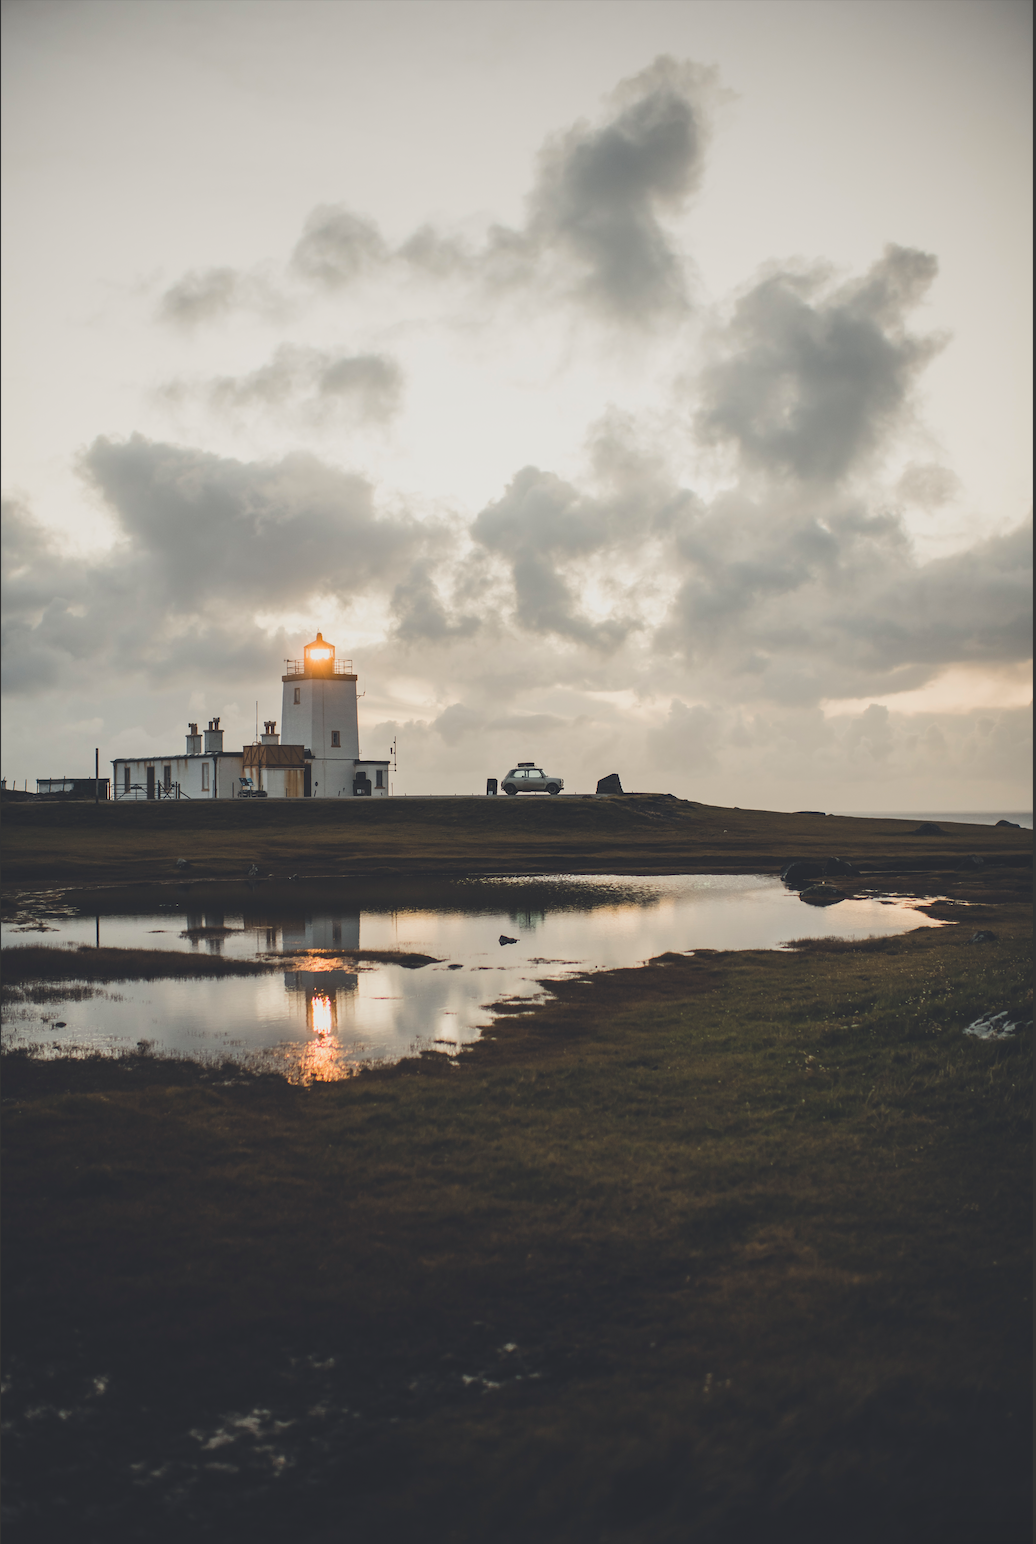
[261,720,279,745]
[186,722,202,755]
[203,717,224,754]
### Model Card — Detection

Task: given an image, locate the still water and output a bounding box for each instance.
[2,874,942,1079]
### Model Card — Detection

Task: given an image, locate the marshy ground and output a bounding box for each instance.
[1,804,1031,1541]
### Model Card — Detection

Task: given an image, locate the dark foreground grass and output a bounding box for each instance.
[2,900,1031,1544]
[2,792,1031,886]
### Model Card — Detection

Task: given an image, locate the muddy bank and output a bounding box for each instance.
[0,943,439,988]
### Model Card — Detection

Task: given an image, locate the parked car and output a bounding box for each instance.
[501,763,564,795]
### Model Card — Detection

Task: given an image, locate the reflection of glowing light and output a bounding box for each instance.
[311,994,334,1034]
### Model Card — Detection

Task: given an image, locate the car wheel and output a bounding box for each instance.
[504,784,518,796]
[546,783,560,795]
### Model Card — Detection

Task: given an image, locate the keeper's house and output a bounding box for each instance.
[112,633,389,800]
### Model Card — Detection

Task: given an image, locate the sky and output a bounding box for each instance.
[2,0,1032,810]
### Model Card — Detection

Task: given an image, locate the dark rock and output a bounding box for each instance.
[911,822,944,835]
[968,931,998,944]
[175,857,190,869]
[447,963,463,970]
[958,854,984,870]
[780,860,825,886]
[995,819,1021,828]
[596,773,625,796]
[247,864,260,877]
[824,857,860,877]
[799,885,844,905]
[499,935,518,946]
[793,810,826,815]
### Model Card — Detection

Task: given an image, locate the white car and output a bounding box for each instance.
[501,763,564,795]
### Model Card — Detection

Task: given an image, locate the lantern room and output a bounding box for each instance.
[303,631,335,678]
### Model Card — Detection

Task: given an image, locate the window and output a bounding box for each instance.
[294,688,301,705]
[375,769,384,788]
[202,763,210,791]
[124,765,130,793]
[163,765,172,789]
[331,730,341,747]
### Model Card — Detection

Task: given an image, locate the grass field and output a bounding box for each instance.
[2,853,1031,1543]
[2,792,1031,888]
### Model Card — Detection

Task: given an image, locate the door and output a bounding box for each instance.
[304,764,312,797]
[146,766,155,801]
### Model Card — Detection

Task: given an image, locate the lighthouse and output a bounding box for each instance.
[281,632,389,797]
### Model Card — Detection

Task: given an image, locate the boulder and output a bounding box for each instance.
[958,854,984,871]
[499,934,518,946]
[799,885,844,905]
[995,819,1021,828]
[911,822,944,835]
[780,859,825,886]
[968,931,998,944]
[596,773,625,796]
[824,856,860,877]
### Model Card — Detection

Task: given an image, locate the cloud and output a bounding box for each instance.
[896,462,962,509]
[390,561,479,642]
[290,206,388,288]
[696,246,943,483]
[471,465,641,648]
[158,56,718,331]
[2,439,441,695]
[167,344,404,424]
[157,266,281,327]
[515,56,716,320]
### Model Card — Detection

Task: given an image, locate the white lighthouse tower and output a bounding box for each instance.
[280,632,389,797]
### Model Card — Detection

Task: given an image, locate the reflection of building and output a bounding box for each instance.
[280,913,361,952]
[111,631,389,800]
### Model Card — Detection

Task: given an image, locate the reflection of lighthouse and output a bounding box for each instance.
[283,968,359,1018]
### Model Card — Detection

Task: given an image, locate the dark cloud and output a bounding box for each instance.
[697,246,942,483]
[472,466,639,648]
[2,439,439,694]
[517,56,714,320]
[390,562,479,643]
[291,206,388,288]
[159,57,716,330]
[401,55,717,323]
[658,492,1032,703]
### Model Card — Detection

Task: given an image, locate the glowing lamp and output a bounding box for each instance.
[303,631,336,675]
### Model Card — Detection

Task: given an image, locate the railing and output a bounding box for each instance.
[283,658,354,677]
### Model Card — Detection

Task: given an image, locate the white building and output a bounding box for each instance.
[111,632,390,800]
[112,718,242,801]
